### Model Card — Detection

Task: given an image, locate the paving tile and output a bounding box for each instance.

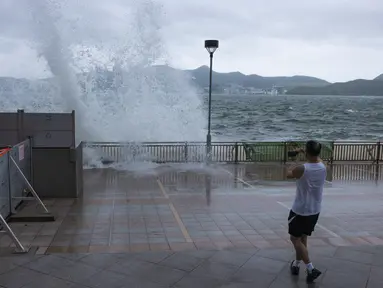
[90,238,109,246]
[17,274,75,288]
[372,253,383,267]
[345,245,379,255]
[107,257,151,276]
[77,269,127,288]
[268,276,316,288]
[250,240,272,249]
[255,248,294,262]
[66,246,89,253]
[213,241,234,250]
[22,255,76,274]
[71,236,92,246]
[54,253,89,261]
[129,244,150,252]
[179,249,217,260]
[0,260,18,275]
[0,255,38,274]
[0,266,45,288]
[221,282,273,288]
[149,243,170,251]
[374,246,383,255]
[313,255,371,275]
[108,245,130,253]
[120,278,169,288]
[130,251,173,264]
[239,230,258,236]
[326,237,352,247]
[49,261,101,283]
[88,246,109,253]
[227,267,277,286]
[159,253,204,271]
[241,256,286,275]
[190,260,239,280]
[31,236,54,246]
[79,253,123,268]
[173,274,224,288]
[321,269,369,288]
[333,246,374,265]
[309,245,338,258]
[169,243,196,251]
[0,236,12,247]
[364,237,383,245]
[209,250,252,267]
[231,240,255,249]
[367,266,383,287]
[126,262,187,286]
[345,236,373,246]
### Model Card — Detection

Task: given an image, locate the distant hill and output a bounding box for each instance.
[287,76,383,96]
[184,65,330,89]
[0,65,331,95]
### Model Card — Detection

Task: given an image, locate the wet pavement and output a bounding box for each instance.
[0,245,383,287]
[0,162,382,287]
[1,163,382,253]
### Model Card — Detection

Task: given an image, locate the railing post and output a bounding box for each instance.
[17,109,24,143]
[184,142,188,162]
[28,136,34,186]
[7,151,12,216]
[330,141,335,165]
[375,141,381,183]
[234,142,238,164]
[132,145,136,162]
[283,142,287,164]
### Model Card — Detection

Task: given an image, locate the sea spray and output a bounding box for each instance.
[1,0,207,166]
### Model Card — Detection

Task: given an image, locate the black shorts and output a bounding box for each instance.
[288,210,319,238]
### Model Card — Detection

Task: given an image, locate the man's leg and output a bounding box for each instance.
[301,217,322,283]
[301,235,307,247]
[288,211,304,275]
[290,235,310,264]
[289,214,322,282]
[293,235,307,264]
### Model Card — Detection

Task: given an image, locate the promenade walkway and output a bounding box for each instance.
[0,163,382,287]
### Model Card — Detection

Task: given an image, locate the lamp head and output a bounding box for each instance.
[205,40,219,54]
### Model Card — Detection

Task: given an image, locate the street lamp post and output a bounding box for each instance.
[204,39,219,162]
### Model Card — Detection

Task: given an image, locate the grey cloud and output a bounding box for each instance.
[1,0,383,81]
[162,0,383,43]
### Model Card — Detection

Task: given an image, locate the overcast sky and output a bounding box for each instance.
[1,0,383,82]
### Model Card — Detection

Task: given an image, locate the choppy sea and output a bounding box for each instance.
[210,94,383,142]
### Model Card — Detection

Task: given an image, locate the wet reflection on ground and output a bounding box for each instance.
[1,163,382,254]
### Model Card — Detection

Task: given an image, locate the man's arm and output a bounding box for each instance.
[286,164,304,179]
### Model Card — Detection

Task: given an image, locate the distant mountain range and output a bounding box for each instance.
[182,65,330,89]
[287,75,383,96]
[150,66,383,96]
[1,65,383,96]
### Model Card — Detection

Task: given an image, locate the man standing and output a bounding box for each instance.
[286,140,326,283]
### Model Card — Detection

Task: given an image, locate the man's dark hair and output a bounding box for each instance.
[305,140,321,157]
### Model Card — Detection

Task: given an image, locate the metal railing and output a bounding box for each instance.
[98,162,383,189]
[83,141,382,164]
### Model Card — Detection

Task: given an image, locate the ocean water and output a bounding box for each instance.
[210,94,383,142]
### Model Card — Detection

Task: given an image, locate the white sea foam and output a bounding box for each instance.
[0,0,207,171]
[1,0,206,144]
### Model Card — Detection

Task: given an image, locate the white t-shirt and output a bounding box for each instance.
[291,162,326,216]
